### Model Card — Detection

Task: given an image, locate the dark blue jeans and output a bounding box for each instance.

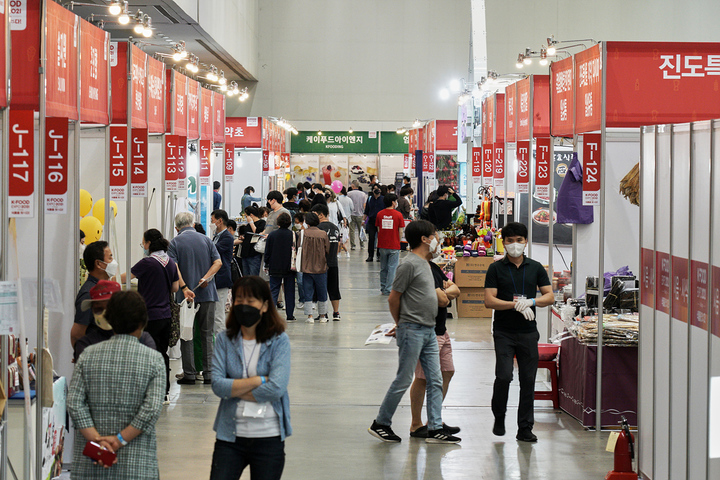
[270,273,296,320]
[302,272,328,316]
[210,436,285,480]
[242,255,262,277]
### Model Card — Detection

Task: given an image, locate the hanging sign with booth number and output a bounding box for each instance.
[45,117,69,214]
[9,110,35,217]
[535,137,551,200]
[582,133,601,205]
[471,147,482,178]
[177,137,187,191]
[516,141,530,194]
[482,145,493,186]
[164,135,179,192]
[131,128,148,197]
[262,150,269,174]
[109,126,127,201]
[199,140,211,186]
[225,145,235,183]
[422,153,435,177]
[493,143,504,191]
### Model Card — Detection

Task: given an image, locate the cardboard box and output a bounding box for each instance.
[454,256,495,287]
[456,287,492,318]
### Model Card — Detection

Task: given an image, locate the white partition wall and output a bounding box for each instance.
[709,121,720,480]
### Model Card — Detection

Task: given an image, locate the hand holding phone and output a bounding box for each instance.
[83,441,117,468]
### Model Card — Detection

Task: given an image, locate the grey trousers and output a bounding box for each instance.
[349,215,365,249]
[180,301,215,380]
[213,287,229,335]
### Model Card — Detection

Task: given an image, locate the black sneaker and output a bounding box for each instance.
[333,312,341,321]
[277,302,284,310]
[366,257,374,262]
[286,317,297,323]
[443,423,461,434]
[516,428,538,442]
[177,376,196,385]
[203,378,212,385]
[368,421,401,443]
[426,428,461,444]
[493,417,505,436]
[409,425,428,438]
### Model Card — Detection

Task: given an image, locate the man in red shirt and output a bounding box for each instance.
[375,194,405,295]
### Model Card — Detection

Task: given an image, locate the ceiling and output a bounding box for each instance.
[68,0,257,84]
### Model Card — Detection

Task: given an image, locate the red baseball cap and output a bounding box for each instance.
[80,280,121,311]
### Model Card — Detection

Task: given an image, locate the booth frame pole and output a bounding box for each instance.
[104,33,111,243]
[125,41,133,290]
[638,126,645,475]
[547,138,555,342]
[667,123,676,475]
[527,77,534,257]
[160,65,167,238]
[705,119,715,480]
[571,133,579,298]
[651,124,660,478]
[595,42,607,432]
[74,14,82,337]
[685,122,695,480]
[1,0,10,476]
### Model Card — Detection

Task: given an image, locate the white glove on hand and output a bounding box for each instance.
[514,298,534,312]
[520,307,535,321]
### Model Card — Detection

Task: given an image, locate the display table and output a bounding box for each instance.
[558,336,638,428]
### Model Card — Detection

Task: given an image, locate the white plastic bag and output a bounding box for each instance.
[359,227,367,243]
[179,299,200,341]
[339,225,349,243]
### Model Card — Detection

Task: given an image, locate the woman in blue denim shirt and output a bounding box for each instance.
[210,276,292,480]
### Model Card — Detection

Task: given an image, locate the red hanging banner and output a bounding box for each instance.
[422,153,435,176]
[213,92,225,143]
[262,150,269,173]
[493,142,504,191]
[171,71,187,136]
[712,266,720,337]
[130,45,147,128]
[109,125,128,201]
[177,137,187,191]
[482,145,493,186]
[9,110,35,217]
[225,117,262,147]
[10,0,40,109]
[199,140,212,186]
[516,78,531,141]
[574,44,602,133]
[146,57,165,133]
[551,56,574,137]
[582,133,601,205]
[535,137,551,199]
[471,147,482,178]
[640,247,655,308]
[110,41,128,123]
[655,252,671,314]
[483,96,495,145]
[532,75,550,138]
[494,94,505,143]
[690,260,709,330]
[516,140,530,194]
[187,79,200,140]
[672,255,689,323]
[225,144,235,183]
[131,128,148,197]
[435,120,457,151]
[201,87,213,140]
[505,83,516,143]
[403,154,410,170]
[0,0,7,108]
[79,18,109,124]
[46,0,78,119]
[164,135,179,192]
[44,117,69,214]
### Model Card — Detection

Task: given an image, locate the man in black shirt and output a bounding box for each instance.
[484,222,554,442]
[283,187,300,216]
[312,204,342,321]
[430,185,463,230]
[363,187,385,262]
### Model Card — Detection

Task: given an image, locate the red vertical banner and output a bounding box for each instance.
[177,137,187,191]
[146,57,165,133]
[494,94,505,143]
[130,45,147,128]
[213,92,225,143]
[482,145,493,186]
[516,78,531,141]
[0,0,7,108]
[574,44,602,133]
[109,126,128,201]
[505,83,516,143]
[422,153,435,176]
[131,129,148,197]
[281,153,290,175]
[79,18,109,124]
[225,144,235,183]
[471,147,482,178]
[187,79,200,140]
[201,88,213,140]
[199,140,212,186]
[690,260,709,330]
[484,96,495,144]
[44,117,69,214]
[493,142,504,191]
[262,150,270,173]
[640,248,655,308]
[10,0,40,109]
[45,0,79,119]
[110,41,128,123]
[9,110,35,217]
[672,256,689,322]
[535,137,551,199]
[164,135,179,192]
[172,72,188,136]
[551,56,574,137]
[582,133,601,205]
[403,153,410,170]
[712,266,720,337]
[516,141,530,193]
[532,75,550,138]
[656,252,671,314]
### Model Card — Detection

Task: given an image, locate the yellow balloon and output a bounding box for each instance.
[80,216,103,244]
[79,189,93,217]
[92,198,118,226]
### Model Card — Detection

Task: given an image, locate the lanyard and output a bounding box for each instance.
[242,340,260,379]
[508,264,526,297]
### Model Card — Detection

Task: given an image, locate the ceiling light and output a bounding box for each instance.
[218,71,227,85]
[396,128,406,134]
[142,16,152,38]
[547,46,556,56]
[108,2,122,15]
[172,51,182,62]
[207,66,219,82]
[349,129,353,134]
[539,47,548,66]
[523,56,532,65]
[317,131,322,135]
[412,120,422,128]
[439,88,450,100]
[516,54,524,68]
[133,12,145,35]
[118,11,130,24]
[220,84,227,92]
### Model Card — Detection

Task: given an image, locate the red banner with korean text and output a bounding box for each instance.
[130,45,147,128]
[109,126,127,201]
[199,140,212,186]
[79,18,109,124]
[713,266,720,337]
[225,145,235,183]
[44,117,69,214]
[146,57,165,133]
[171,71,188,136]
[9,110,35,217]
[262,150,269,173]
[532,76,550,137]
[164,135,179,192]
[422,153,435,176]
[46,0,78,119]
[110,41,128,123]
[516,78,530,141]
[574,44,602,133]
[214,92,225,143]
[640,247,655,308]
[494,93,505,143]
[201,87,213,140]
[10,0,40,109]
[535,137,551,199]
[0,0,7,108]
[177,137,187,191]
[516,141,530,194]
[493,142,504,191]
[225,117,262,147]
[426,121,436,152]
[435,120,457,151]
[656,251,671,314]
[505,83,516,142]
[582,133,601,205]
[471,147,482,178]
[551,56,574,137]
[131,129,148,197]
[690,260,709,330]
[483,96,495,145]
[672,255,689,323]
[482,145,493,186]
[187,79,200,139]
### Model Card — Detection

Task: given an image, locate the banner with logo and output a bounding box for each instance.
[505,82,516,142]
[200,87,213,141]
[44,117,69,213]
[494,93,505,144]
[516,140,530,194]
[380,131,409,154]
[292,131,379,154]
[213,92,225,143]
[532,75,550,138]
[79,18,109,124]
[582,133,601,205]
[110,41,127,122]
[551,56,574,137]
[482,96,494,145]
[10,0,40,109]
[109,125,128,201]
[131,128,148,197]
[516,77,530,141]
[147,56,165,133]
[225,117,261,147]
[169,70,187,136]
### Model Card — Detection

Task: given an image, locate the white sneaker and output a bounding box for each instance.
[163,395,171,405]
[305,317,315,324]
[345,252,350,258]
[318,315,329,323]
[297,302,305,309]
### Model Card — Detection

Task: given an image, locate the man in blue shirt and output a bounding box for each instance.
[362,187,384,262]
[213,181,222,211]
[168,211,222,385]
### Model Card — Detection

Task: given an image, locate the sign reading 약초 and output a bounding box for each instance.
[291,131,379,154]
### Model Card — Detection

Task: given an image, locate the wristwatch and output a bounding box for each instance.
[180,285,188,290]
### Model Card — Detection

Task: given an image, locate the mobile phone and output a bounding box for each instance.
[83,441,117,466]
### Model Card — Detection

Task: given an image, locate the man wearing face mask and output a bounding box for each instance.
[211,209,235,335]
[264,191,291,235]
[71,241,120,347]
[484,222,554,443]
[362,186,385,262]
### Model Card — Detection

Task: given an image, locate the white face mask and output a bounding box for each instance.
[102,259,119,278]
[427,237,439,254]
[505,242,526,258]
[209,222,218,235]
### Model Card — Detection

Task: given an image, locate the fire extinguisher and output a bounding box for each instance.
[605,416,638,479]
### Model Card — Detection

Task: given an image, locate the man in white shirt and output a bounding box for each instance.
[347,181,367,251]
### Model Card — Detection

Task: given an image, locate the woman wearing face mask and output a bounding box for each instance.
[210,276,291,480]
[239,206,266,276]
[121,229,179,403]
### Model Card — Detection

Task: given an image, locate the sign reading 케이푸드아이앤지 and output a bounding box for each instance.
[292,131,379,154]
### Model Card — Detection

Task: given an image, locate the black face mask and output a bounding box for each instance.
[266,202,272,210]
[234,305,262,328]
[373,190,381,196]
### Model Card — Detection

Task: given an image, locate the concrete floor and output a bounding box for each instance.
[154,249,615,479]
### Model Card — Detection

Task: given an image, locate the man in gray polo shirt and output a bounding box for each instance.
[368,220,461,444]
[347,181,367,250]
[168,211,222,385]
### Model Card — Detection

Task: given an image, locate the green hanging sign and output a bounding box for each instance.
[380,131,409,154]
[291,131,379,154]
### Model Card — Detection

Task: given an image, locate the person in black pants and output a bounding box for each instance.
[264,212,298,322]
[363,187,385,262]
[483,222,554,442]
[430,185,463,230]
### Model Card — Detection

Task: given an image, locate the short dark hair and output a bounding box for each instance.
[501,222,528,241]
[340,187,347,195]
[387,184,396,192]
[312,183,324,191]
[277,212,292,229]
[303,181,312,190]
[383,193,398,208]
[227,219,237,231]
[213,181,221,190]
[293,212,304,223]
[311,204,329,218]
[105,291,148,334]
[211,209,229,226]
[285,187,298,199]
[84,241,109,271]
[244,206,260,218]
[143,229,169,253]
[436,185,450,197]
[400,186,413,197]
[267,190,283,203]
[298,199,312,213]
[80,229,86,240]
[404,220,436,249]
[403,176,411,182]
[244,186,255,194]
[227,277,285,342]
[304,212,320,227]
[297,183,305,190]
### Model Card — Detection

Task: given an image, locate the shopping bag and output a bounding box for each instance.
[359,227,367,243]
[179,299,200,341]
[339,225,349,243]
[295,230,304,272]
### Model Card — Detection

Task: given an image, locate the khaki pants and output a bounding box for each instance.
[349,215,365,249]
